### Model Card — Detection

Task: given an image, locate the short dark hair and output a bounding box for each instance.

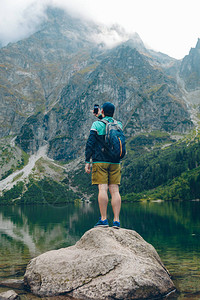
[102,102,115,117]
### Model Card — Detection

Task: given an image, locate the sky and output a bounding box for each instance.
[0,0,199,59]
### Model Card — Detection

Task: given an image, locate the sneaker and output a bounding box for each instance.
[112,220,120,229]
[94,218,109,227]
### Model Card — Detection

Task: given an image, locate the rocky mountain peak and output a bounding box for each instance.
[122,34,146,52]
[196,38,200,49]
[180,38,200,91]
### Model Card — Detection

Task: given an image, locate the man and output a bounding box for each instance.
[85,102,122,228]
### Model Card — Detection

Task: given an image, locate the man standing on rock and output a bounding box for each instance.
[85,102,123,229]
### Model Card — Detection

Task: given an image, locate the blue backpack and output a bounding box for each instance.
[101,119,126,160]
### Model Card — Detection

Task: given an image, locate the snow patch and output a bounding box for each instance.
[0,144,48,193]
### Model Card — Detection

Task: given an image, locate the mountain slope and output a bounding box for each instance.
[15,43,193,160]
[1,7,200,203]
[0,8,101,138]
[180,38,200,91]
[0,7,194,144]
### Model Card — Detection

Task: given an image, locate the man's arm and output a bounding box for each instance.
[85,130,97,173]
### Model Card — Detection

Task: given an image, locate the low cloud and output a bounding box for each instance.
[0,0,50,46]
[0,0,198,58]
[0,0,134,49]
[0,0,105,46]
[91,24,137,49]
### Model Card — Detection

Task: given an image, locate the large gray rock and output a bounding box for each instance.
[0,290,19,300]
[24,228,175,299]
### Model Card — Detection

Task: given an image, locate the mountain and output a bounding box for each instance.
[0,7,102,138]
[15,42,193,160]
[180,38,200,91]
[0,8,193,143]
[0,8,193,159]
[0,6,200,203]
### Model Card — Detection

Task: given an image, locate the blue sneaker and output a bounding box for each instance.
[112,220,120,229]
[94,218,109,227]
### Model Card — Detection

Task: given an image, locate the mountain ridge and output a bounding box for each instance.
[0,7,197,158]
[1,7,200,203]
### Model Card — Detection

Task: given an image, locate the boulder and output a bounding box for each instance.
[24,228,175,299]
[0,290,19,300]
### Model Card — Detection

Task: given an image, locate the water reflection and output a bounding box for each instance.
[0,202,96,280]
[0,201,200,299]
[121,201,200,252]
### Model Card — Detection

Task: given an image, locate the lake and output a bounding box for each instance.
[0,200,200,299]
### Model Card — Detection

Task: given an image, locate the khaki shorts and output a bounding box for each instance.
[92,163,121,185]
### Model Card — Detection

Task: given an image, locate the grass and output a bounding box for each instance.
[12,172,23,182]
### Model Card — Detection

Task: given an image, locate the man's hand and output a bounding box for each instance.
[85,163,91,174]
[93,107,101,117]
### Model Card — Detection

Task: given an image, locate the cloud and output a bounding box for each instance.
[0,0,49,46]
[0,0,199,58]
[0,0,136,49]
[0,0,113,46]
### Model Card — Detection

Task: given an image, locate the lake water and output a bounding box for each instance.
[0,200,200,299]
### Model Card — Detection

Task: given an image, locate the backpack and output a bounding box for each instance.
[101,119,126,160]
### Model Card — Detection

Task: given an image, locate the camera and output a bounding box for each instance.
[93,104,99,114]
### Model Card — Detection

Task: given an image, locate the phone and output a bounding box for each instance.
[93,104,99,114]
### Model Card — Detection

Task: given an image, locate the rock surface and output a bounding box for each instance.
[24,227,175,299]
[0,290,19,300]
[180,38,200,91]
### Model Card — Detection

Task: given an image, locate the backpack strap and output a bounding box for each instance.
[100,119,118,125]
[100,119,108,125]
[100,119,109,137]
